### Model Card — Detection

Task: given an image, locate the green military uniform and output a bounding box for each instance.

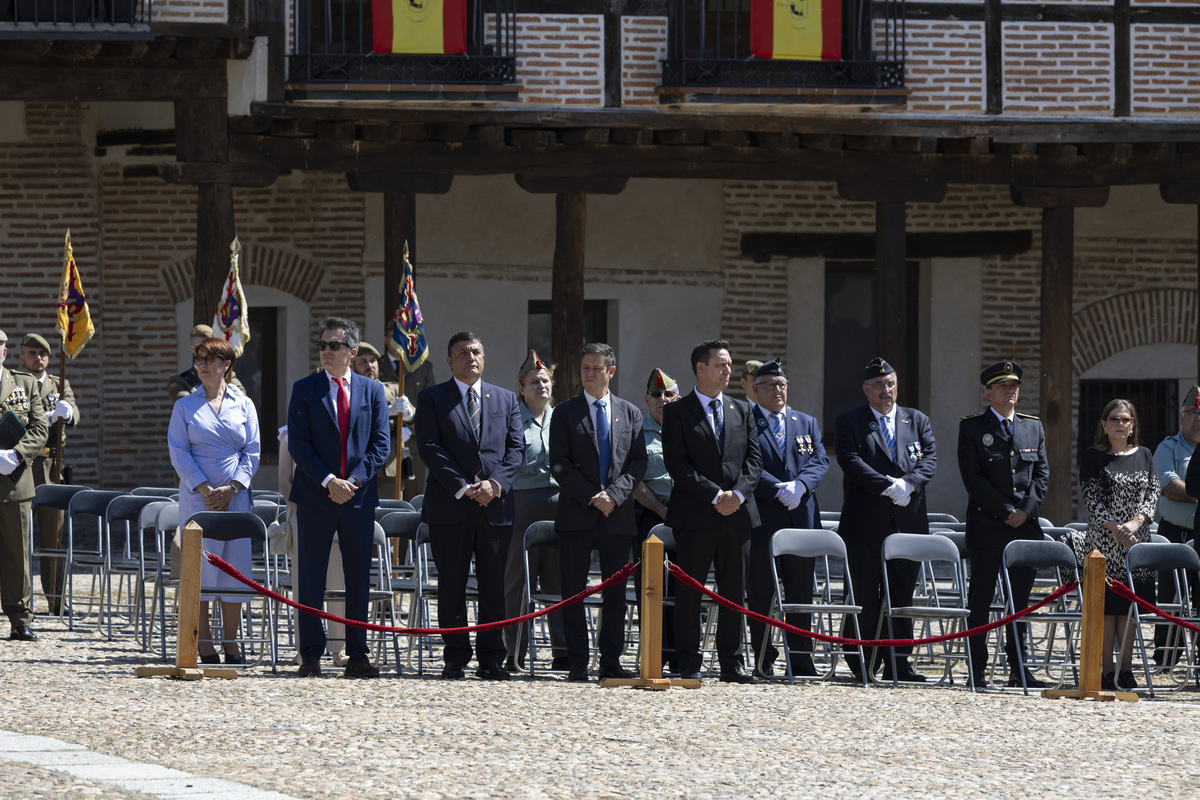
[0,331,49,635]
[378,351,434,495]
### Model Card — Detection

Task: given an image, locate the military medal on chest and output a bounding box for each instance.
[5,385,29,413]
[982,433,993,447]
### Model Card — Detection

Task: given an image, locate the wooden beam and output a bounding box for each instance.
[158,160,278,188]
[985,0,1002,114]
[0,59,226,101]
[838,181,947,204]
[383,193,416,343]
[177,98,234,327]
[346,172,453,194]
[1040,206,1074,527]
[875,201,914,406]
[1011,185,1110,208]
[560,128,611,145]
[1114,0,1131,117]
[740,230,1034,262]
[515,175,628,194]
[603,0,620,107]
[553,193,586,403]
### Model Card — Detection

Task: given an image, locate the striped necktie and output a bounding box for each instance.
[881,414,897,464]
[709,398,724,452]
[769,412,785,451]
[467,387,480,441]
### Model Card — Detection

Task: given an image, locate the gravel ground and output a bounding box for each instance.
[3,614,1200,800]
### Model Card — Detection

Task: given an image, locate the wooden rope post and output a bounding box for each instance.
[600,535,699,690]
[135,521,237,680]
[1042,549,1135,702]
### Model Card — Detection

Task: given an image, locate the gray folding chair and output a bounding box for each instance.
[409,494,423,512]
[523,520,562,676]
[1124,542,1200,697]
[63,489,124,630]
[148,502,181,660]
[28,483,89,619]
[765,528,866,684]
[129,487,177,498]
[319,521,398,668]
[379,510,424,671]
[926,513,960,524]
[1002,539,1083,694]
[99,494,164,642]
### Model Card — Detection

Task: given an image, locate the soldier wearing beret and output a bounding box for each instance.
[958,360,1049,689]
[0,329,49,640]
[169,324,245,403]
[352,341,415,499]
[18,333,79,617]
[740,360,763,409]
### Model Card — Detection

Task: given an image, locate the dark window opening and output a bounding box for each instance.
[1078,380,1177,464]
[238,307,280,461]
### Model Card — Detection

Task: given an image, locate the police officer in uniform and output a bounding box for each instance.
[353,342,414,499]
[0,329,49,640]
[958,360,1049,689]
[18,333,79,617]
[168,324,245,403]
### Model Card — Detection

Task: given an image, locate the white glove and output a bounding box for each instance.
[881,477,912,507]
[47,399,73,423]
[774,481,803,511]
[401,425,412,444]
[390,395,415,422]
[0,450,19,476]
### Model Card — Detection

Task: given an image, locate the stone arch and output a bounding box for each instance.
[1072,288,1197,375]
[159,245,325,305]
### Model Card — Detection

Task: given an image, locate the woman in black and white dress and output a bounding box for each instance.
[1079,398,1160,691]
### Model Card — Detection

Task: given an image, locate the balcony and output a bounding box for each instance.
[660,0,904,103]
[0,0,151,38]
[288,0,515,87]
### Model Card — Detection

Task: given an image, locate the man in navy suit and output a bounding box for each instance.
[746,359,828,678]
[549,343,647,682]
[415,332,524,680]
[835,357,937,683]
[662,339,762,684]
[287,316,390,678]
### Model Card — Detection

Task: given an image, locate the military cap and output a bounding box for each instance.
[980,360,1022,387]
[646,368,677,393]
[190,324,214,338]
[743,360,763,378]
[1183,385,1200,409]
[0,329,8,344]
[863,357,894,381]
[21,333,51,351]
[357,341,381,359]
[518,349,549,375]
[756,358,785,380]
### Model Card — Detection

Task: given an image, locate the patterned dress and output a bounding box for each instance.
[1079,446,1160,614]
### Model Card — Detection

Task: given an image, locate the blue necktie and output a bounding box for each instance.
[709,398,724,452]
[769,412,785,451]
[467,387,480,442]
[595,399,610,487]
[881,414,897,464]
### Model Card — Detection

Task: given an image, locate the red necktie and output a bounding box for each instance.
[333,376,350,477]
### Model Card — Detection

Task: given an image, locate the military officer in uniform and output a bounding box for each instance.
[0,329,49,640]
[740,360,763,409]
[18,333,79,617]
[379,339,435,495]
[958,360,1050,689]
[353,341,415,499]
[168,324,245,403]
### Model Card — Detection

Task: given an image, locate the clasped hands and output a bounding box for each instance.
[774,480,805,511]
[1107,518,1142,549]
[712,490,742,516]
[590,491,616,516]
[464,479,499,507]
[198,482,237,510]
[327,478,358,505]
[881,477,913,507]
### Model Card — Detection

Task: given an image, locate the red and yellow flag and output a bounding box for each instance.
[750,0,841,60]
[372,0,465,55]
[55,230,94,359]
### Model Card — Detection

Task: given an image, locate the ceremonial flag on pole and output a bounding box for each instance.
[212,237,250,357]
[56,230,95,359]
[750,0,842,60]
[372,0,466,55]
[386,241,430,374]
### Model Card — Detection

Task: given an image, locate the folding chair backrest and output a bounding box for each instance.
[1042,527,1075,543]
[931,529,968,558]
[138,501,173,531]
[770,528,846,560]
[252,490,285,504]
[1127,542,1200,574]
[819,511,840,522]
[186,511,268,543]
[930,521,967,533]
[1149,533,1171,544]
[106,494,165,526]
[32,483,89,512]
[524,520,559,550]
[155,503,180,533]
[130,487,177,498]
[1003,539,1077,571]
[926,512,959,524]
[410,494,423,511]
[882,532,961,565]
[647,523,675,551]
[378,498,416,512]
[1066,522,1088,531]
[247,505,279,528]
[378,510,422,542]
[69,489,125,519]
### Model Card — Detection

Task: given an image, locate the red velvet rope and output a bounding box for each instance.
[204,552,638,635]
[1107,578,1200,634]
[666,562,1079,647]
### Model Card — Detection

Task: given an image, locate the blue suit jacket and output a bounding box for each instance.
[414,378,524,527]
[287,370,390,509]
[751,405,828,542]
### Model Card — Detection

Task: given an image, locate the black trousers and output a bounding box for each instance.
[746,539,814,670]
[429,508,510,668]
[967,546,1036,677]
[844,531,918,670]
[558,525,632,669]
[673,522,748,674]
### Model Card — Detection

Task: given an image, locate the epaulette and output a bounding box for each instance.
[960,411,987,420]
[9,369,32,377]
[1016,412,1040,420]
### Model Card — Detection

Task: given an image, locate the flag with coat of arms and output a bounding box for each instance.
[213,237,250,356]
[56,230,95,359]
[387,241,430,374]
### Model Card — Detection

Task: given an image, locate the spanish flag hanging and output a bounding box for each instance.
[372,0,466,55]
[750,0,841,61]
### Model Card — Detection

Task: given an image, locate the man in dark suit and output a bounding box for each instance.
[746,359,828,679]
[549,343,647,682]
[662,339,762,684]
[415,331,524,680]
[958,360,1049,689]
[287,316,391,678]
[835,357,936,683]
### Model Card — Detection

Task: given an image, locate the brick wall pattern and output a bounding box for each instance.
[1131,25,1200,115]
[154,0,227,23]
[1003,23,1114,113]
[621,16,667,106]
[491,14,605,106]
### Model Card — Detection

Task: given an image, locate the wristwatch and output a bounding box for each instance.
[230,484,240,495]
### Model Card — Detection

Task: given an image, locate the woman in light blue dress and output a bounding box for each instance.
[168,338,261,664]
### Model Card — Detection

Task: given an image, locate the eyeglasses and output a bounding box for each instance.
[1107,416,1134,425]
[755,380,788,391]
[194,356,223,367]
[1183,408,1200,419]
[317,340,351,352]
[648,391,677,399]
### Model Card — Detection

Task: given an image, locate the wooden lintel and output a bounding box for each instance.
[1011,185,1110,208]
[431,122,470,142]
[655,128,706,146]
[507,128,558,148]
[800,133,844,151]
[893,136,939,153]
[316,121,357,142]
[158,160,278,187]
[706,130,751,148]
[46,40,104,59]
[753,131,799,149]
[560,127,611,145]
[741,230,1034,263]
[1160,184,1200,205]
[940,136,991,156]
[515,174,627,195]
[0,59,226,101]
[838,181,947,204]
[346,172,453,194]
[610,128,654,146]
[469,125,506,143]
[843,134,893,152]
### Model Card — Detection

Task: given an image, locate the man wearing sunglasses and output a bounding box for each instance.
[1154,384,1200,664]
[287,316,391,678]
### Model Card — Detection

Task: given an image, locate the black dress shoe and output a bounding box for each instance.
[551,656,572,672]
[1101,671,1117,691]
[679,672,702,682]
[719,665,760,684]
[789,657,818,678]
[344,657,381,679]
[567,667,590,682]
[9,625,36,641]
[476,661,512,681]
[199,652,221,665]
[224,651,245,665]
[598,664,633,680]
[883,662,927,683]
[972,674,990,690]
[297,658,322,678]
[753,661,774,679]
[1117,670,1137,690]
[441,663,466,680]
[1007,669,1046,689]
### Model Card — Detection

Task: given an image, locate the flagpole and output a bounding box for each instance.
[51,345,66,484]
[395,241,409,503]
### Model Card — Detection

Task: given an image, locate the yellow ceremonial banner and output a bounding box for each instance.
[372,0,466,54]
[751,0,842,60]
[56,230,95,359]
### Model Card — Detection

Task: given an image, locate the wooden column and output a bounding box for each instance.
[1013,185,1109,526]
[176,98,234,326]
[1158,185,1200,379]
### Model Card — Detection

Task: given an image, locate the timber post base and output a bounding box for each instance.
[134,521,238,682]
[600,535,700,691]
